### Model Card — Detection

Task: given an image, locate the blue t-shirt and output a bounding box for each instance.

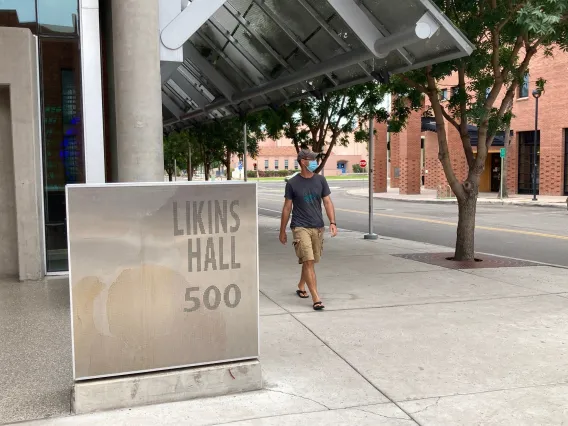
[284,174,331,229]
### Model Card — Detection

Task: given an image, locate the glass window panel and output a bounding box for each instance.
[38,0,78,35]
[517,131,539,195]
[519,73,529,98]
[40,38,84,272]
[0,0,37,33]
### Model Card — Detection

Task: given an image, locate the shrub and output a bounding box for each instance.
[247,170,295,178]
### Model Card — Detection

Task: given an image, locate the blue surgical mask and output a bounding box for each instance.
[307,160,318,172]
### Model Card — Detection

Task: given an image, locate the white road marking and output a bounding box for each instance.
[259,207,281,213]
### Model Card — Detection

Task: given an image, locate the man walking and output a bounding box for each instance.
[279,148,337,310]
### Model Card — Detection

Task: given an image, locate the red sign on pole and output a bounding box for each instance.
[359,159,367,168]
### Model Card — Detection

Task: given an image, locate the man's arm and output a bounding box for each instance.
[279,198,293,244]
[323,196,337,237]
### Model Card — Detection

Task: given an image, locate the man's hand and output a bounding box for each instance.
[279,231,288,245]
[330,223,338,237]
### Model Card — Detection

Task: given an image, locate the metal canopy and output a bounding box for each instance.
[162,0,474,131]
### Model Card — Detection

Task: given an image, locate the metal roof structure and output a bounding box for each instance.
[161,0,474,132]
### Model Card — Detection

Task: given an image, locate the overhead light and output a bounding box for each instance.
[374,13,440,58]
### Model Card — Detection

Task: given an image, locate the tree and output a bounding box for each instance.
[262,82,387,172]
[182,114,263,181]
[163,131,188,181]
[386,0,567,261]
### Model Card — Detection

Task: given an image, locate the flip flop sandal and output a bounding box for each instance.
[313,301,325,311]
[296,290,309,299]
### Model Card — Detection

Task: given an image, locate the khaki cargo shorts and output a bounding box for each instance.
[292,227,324,264]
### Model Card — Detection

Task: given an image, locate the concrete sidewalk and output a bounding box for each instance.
[348,187,568,209]
[3,216,568,425]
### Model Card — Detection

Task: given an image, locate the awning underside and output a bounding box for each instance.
[162,0,474,132]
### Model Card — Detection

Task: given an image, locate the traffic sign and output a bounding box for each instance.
[500,148,506,158]
[359,159,367,168]
[238,162,243,171]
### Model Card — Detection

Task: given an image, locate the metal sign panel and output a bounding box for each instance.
[66,182,259,380]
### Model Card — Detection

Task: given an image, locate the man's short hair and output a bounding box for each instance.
[297,148,317,163]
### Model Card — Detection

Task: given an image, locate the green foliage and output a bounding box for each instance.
[169,113,265,180]
[261,82,388,172]
[163,131,189,180]
[352,164,364,173]
[247,170,293,178]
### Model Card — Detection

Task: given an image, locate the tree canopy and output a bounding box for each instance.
[261,82,388,172]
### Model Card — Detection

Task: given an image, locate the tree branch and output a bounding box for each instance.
[426,67,466,199]
[399,74,427,93]
[458,64,475,168]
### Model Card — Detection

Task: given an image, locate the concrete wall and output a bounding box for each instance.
[0,86,18,277]
[0,28,44,280]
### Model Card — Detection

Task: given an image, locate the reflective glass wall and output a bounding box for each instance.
[0,0,83,272]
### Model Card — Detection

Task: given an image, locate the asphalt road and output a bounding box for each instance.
[258,180,568,267]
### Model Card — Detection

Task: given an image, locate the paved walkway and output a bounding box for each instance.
[348,187,568,209]
[3,216,568,425]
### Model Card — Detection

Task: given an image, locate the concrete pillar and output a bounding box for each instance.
[0,28,44,280]
[399,112,422,195]
[373,121,388,193]
[111,0,164,182]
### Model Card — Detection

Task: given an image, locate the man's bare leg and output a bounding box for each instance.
[302,260,321,304]
[297,270,307,293]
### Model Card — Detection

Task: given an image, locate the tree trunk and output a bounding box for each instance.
[454,191,478,261]
[315,137,337,173]
[204,160,211,181]
[168,171,173,181]
[225,151,232,181]
[188,149,192,181]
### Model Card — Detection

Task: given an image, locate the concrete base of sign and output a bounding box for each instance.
[72,359,262,415]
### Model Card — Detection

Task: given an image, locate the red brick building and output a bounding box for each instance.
[374,49,568,196]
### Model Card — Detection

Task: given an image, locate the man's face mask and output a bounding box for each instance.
[307,160,318,172]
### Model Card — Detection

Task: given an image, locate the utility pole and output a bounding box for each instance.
[364,117,378,240]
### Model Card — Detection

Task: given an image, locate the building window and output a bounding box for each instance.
[40,38,84,272]
[38,0,79,35]
[274,160,279,170]
[253,163,257,171]
[517,131,539,195]
[451,86,459,97]
[0,0,37,33]
[485,87,491,99]
[264,159,269,170]
[440,88,448,101]
[284,159,289,170]
[519,73,529,98]
[294,160,299,169]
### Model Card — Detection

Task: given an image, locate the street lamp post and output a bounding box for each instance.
[532,89,541,201]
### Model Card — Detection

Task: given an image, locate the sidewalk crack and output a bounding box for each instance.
[352,407,417,423]
[407,397,441,414]
[266,389,330,410]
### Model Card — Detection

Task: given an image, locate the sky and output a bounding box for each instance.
[0,0,77,26]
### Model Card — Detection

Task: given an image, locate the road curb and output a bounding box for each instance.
[346,190,568,210]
